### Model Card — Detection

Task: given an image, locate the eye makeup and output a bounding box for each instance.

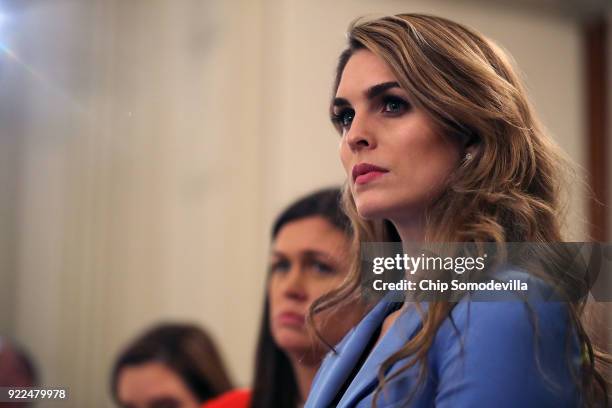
[330,91,412,133]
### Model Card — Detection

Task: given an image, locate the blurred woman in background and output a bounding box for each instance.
[111,323,233,408]
[0,337,38,408]
[205,188,360,408]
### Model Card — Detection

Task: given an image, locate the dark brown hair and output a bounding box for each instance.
[250,187,351,408]
[111,323,233,404]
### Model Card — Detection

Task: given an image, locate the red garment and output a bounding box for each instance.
[203,389,251,408]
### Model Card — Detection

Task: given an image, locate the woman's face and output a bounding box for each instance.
[268,216,351,361]
[116,362,200,408]
[334,50,462,227]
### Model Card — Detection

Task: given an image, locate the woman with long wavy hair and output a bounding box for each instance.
[305,14,608,408]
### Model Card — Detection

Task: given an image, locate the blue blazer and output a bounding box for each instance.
[305,285,580,407]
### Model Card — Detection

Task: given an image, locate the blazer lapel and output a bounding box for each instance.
[305,296,398,408]
[337,304,425,407]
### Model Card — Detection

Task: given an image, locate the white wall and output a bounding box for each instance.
[0,0,588,406]
[0,23,22,336]
[5,0,267,404]
[609,9,612,239]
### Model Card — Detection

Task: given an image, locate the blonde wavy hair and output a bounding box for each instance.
[310,13,609,407]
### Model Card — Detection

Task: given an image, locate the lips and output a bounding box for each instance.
[352,163,389,185]
[276,312,305,327]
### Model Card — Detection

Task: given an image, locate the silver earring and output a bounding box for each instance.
[464,152,473,161]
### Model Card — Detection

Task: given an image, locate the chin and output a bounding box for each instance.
[354,192,394,221]
[354,188,425,225]
[273,329,309,349]
[275,336,312,355]
[276,337,326,364]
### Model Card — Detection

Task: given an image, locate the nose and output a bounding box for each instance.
[283,266,308,302]
[345,112,376,152]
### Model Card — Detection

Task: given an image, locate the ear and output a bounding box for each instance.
[463,131,481,157]
[465,144,479,158]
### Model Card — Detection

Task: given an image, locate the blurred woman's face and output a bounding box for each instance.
[334,50,462,227]
[268,216,351,361]
[117,362,200,408]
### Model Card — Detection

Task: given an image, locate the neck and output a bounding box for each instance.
[391,215,425,244]
[288,354,320,405]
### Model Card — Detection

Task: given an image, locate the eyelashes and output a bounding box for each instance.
[311,261,335,274]
[382,96,410,115]
[269,259,290,274]
[331,95,411,132]
[268,259,337,275]
[331,108,355,129]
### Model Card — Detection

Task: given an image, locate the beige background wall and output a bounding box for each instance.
[609,8,612,238]
[0,0,604,406]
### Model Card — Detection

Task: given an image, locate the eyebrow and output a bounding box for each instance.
[270,249,334,260]
[332,81,401,107]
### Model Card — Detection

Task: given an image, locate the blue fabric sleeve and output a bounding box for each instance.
[432,300,580,408]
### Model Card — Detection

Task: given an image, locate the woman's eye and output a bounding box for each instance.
[269,260,290,273]
[311,261,335,275]
[150,398,181,408]
[382,97,409,115]
[332,109,355,129]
